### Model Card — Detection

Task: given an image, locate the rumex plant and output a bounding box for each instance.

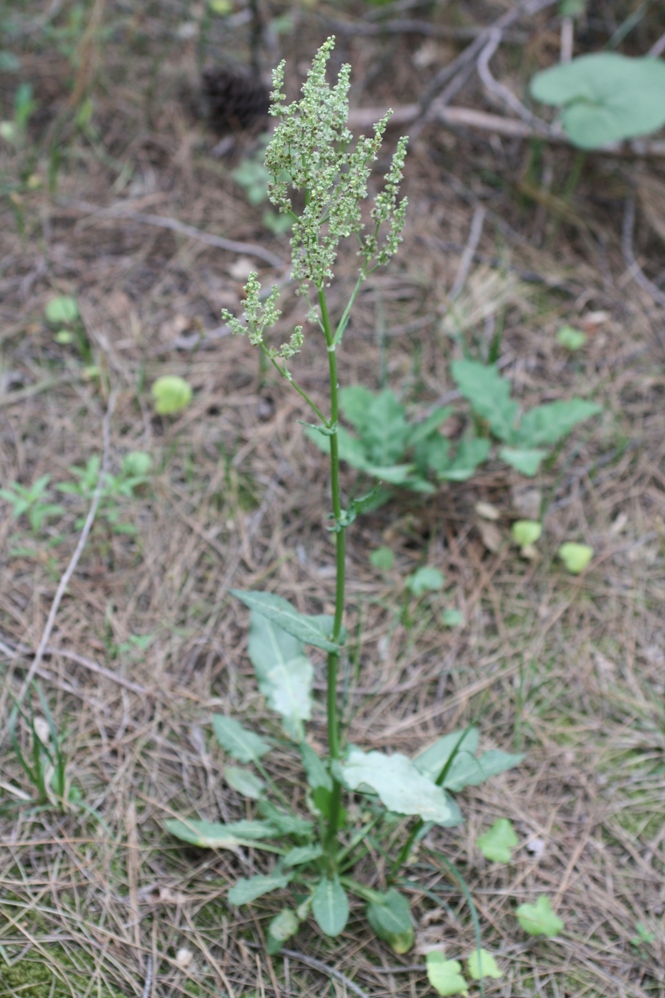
[167,38,521,954]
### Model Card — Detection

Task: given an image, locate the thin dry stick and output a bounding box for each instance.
[5,389,117,720]
[476,27,550,131]
[278,948,370,998]
[0,635,146,694]
[621,194,665,309]
[449,205,486,301]
[141,957,152,998]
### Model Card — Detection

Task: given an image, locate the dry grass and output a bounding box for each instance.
[1,2,664,997]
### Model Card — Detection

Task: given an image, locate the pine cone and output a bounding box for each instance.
[201,66,270,134]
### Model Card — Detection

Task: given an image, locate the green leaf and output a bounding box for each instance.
[267,909,300,953]
[413,728,479,782]
[511,520,542,547]
[530,54,665,149]
[426,952,469,997]
[164,818,277,849]
[516,896,564,937]
[122,450,152,476]
[366,889,415,954]
[466,949,502,980]
[54,329,74,344]
[300,742,332,792]
[406,406,454,447]
[340,387,411,465]
[406,566,445,596]
[442,608,464,628]
[248,611,313,740]
[476,818,518,863]
[339,746,461,826]
[370,546,395,571]
[556,325,586,350]
[516,399,601,448]
[151,375,192,415]
[438,437,491,481]
[445,749,524,792]
[228,870,292,906]
[231,590,341,652]
[499,446,547,476]
[45,295,79,325]
[451,360,518,442]
[558,542,593,574]
[311,877,349,937]
[257,800,314,839]
[283,843,323,867]
[224,766,266,800]
[212,715,270,763]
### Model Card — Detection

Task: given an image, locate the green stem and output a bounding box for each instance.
[262,346,329,425]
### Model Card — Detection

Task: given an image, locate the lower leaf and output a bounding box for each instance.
[366,889,415,954]
[312,877,349,937]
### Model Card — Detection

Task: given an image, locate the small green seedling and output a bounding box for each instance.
[370,546,395,571]
[151,375,193,415]
[9,685,75,811]
[44,294,92,361]
[531,53,665,150]
[476,818,518,863]
[466,949,503,980]
[452,359,601,476]
[0,82,36,145]
[57,451,152,535]
[0,475,64,534]
[558,542,593,574]
[556,325,586,351]
[516,895,564,938]
[442,608,464,628]
[630,921,656,949]
[406,565,445,597]
[426,952,469,997]
[511,521,541,548]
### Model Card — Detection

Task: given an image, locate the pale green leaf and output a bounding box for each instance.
[370,546,395,571]
[511,521,542,547]
[151,375,192,415]
[476,818,518,863]
[340,387,411,465]
[212,715,270,763]
[516,400,601,448]
[406,566,445,596]
[426,953,469,997]
[283,843,323,867]
[231,590,341,652]
[257,801,314,839]
[442,608,464,627]
[438,437,491,481]
[340,747,460,825]
[366,890,414,954]
[516,896,564,937]
[164,818,277,849]
[531,54,665,149]
[406,406,454,447]
[45,295,79,325]
[451,360,518,442]
[300,742,332,792]
[445,749,524,792]
[466,949,502,980]
[413,729,479,782]
[558,542,593,574]
[499,446,546,476]
[248,611,313,740]
[267,909,300,953]
[224,766,266,800]
[228,870,292,906]
[556,325,586,350]
[312,877,349,937]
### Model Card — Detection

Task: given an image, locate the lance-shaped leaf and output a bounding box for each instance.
[366,889,415,954]
[312,877,349,937]
[212,715,270,763]
[444,749,524,792]
[231,590,341,652]
[248,611,313,741]
[228,870,292,905]
[413,728,480,781]
[164,818,278,850]
[515,399,601,448]
[224,766,266,800]
[339,747,460,826]
[300,742,332,792]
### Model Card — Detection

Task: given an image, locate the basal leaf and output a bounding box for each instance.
[511,520,542,548]
[438,437,491,481]
[340,747,461,826]
[283,843,323,867]
[212,715,270,763]
[466,949,502,980]
[312,877,349,937]
[300,742,332,792]
[558,542,593,574]
[516,895,564,937]
[228,870,292,906]
[445,749,524,792]
[341,387,411,465]
[224,766,266,800]
[267,909,300,953]
[499,446,546,477]
[164,818,277,849]
[451,360,519,443]
[406,406,454,447]
[257,800,314,839]
[248,611,313,740]
[515,399,601,448]
[426,952,469,997]
[45,295,79,325]
[406,566,445,596]
[476,818,518,863]
[531,53,665,149]
[366,889,415,954]
[231,590,341,652]
[556,325,586,350]
[413,728,480,782]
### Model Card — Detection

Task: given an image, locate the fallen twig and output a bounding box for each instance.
[449,205,486,301]
[621,194,665,309]
[277,948,370,998]
[0,635,146,695]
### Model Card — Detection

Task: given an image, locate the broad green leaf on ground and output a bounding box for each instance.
[312,877,349,937]
[151,375,193,415]
[231,590,341,652]
[267,909,300,954]
[366,889,415,954]
[451,360,519,442]
[228,870,292,906]
[300,742,332,792]
[499,446,547,476]
[45,295,79,325]
[406,566,445,596]
[370,546,395,571]
[339,386,411,465]
[340,747,461,825]
[413,729,480,783]
[164,818,277,849]
[516,896,564,937]
[437,436,491,481]
[558,542,593,574]
[515,400,601,448]
[442,608,464,627]
[248,611,313,740]
[426,953,469,997]
[257,801,314,839]
[511,521,542,547]
[530,53,665,149]
[406,406,454,447]
[556,325,587,350]
[466,949,502,980]
[212,715,270,763]
[283,844,323,867]
[444,749,524,792]
[224,766,266,800]
[476,818,519,863]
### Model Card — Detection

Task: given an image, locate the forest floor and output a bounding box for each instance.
[1,2,664,997]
